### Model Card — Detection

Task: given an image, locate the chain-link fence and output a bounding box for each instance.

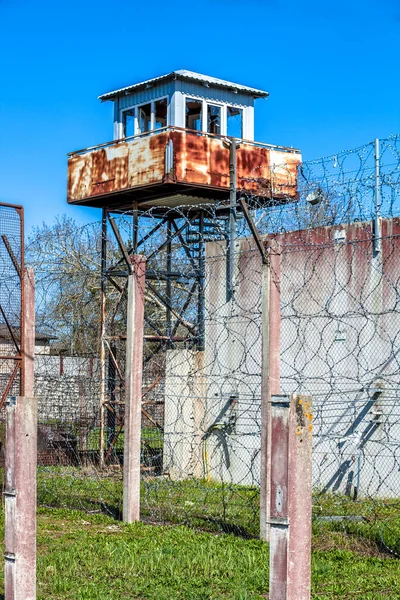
[0,203,23,405]
[23,134,400,554]
[0,202,23,481]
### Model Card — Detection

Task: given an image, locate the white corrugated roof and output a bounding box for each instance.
[99,70,269,101]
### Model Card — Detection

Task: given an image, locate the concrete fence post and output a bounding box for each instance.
[269,393,313,600]
[260,241,281,541]
[5,268,37,600]
[22,268,35,398]
[123,255,146,523]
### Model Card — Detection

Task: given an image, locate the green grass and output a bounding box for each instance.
[85,426,163,452]
[35,467,400,555]
[313,492,400,556]
[0,508,399,598]
[36,468,260,533]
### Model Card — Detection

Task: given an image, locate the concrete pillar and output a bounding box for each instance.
[260,242,281,541]
[287,394,313,600]
[5,265,37,599]
[269,394,312,600]
[123,255,146,523]
[5,396,37,600]
[21,268,35,397]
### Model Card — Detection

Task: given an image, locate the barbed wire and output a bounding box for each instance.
[3,135,397,553]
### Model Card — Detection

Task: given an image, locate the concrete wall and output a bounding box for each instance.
[163,219,400,498]
[163,349,206,479]
[34,355,100,424]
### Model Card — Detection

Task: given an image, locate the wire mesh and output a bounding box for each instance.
[0,203,23,468]
[17,135,400,553]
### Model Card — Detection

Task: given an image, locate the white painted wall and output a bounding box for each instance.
[163,223,400,498]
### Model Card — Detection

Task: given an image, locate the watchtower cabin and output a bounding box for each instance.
[67,70,301,211]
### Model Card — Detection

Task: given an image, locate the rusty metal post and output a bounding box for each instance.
[260,241,281,541]
[5,268,37,600]
[373,138,381,255]
[226,139,237,302]
[269,394,312,600]
[123,255,146,522]
[99,210,107,468]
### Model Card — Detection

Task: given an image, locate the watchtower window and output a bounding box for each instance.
[207,104,221,135]
[123,109,135,138]
[155,98,167,129]
[186,99,202,131]
[138,103,151,134]
[227,106,243,138]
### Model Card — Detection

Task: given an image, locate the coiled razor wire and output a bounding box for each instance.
[17,135,400,555]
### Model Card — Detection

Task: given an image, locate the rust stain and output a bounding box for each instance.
[128,133,166,187]
[90,145,129,196]
[68,129,301,206]
[294,395,312,440]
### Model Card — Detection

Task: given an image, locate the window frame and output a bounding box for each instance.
[182,96,245,138]
[226,105,244,140]
[120,94,169,137]
[206,102,223,136]
[184,96,205,132]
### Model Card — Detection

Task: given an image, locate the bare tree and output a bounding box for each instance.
[27,215,103,355]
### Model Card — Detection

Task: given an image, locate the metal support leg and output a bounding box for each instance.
[99,210,107,468]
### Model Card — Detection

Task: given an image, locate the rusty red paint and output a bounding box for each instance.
[67,128,301,208]
[270,528,289,598]
[270,406,289,519]
[269,395,290,600]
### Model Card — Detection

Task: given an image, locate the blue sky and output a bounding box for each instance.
[0,0,399,236]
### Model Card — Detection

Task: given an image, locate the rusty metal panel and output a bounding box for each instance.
[237,144,301,199]
[68,133,168,203]
[68,128,301,205]
[68,153,93,202]
[127,132,167,188]
[172,131,301,199]
[90,143,129,197]
[269,149,302,199]
[172,131,230,188]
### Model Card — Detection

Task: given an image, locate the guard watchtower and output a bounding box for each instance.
[67,70,301,210]
[66,71,302,470]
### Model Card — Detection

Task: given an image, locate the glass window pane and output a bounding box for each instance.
[155,98,167,129]
[185,99,202,131]
[138,103,151,133]
[123,109,135,138]
[227,106,243,139]
[207,104,221,135]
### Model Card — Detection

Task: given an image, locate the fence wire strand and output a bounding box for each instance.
[6,135,398,555]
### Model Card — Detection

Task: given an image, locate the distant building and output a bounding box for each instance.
[0,325,55,356]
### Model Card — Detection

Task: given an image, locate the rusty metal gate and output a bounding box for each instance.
[0,202,24,409]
